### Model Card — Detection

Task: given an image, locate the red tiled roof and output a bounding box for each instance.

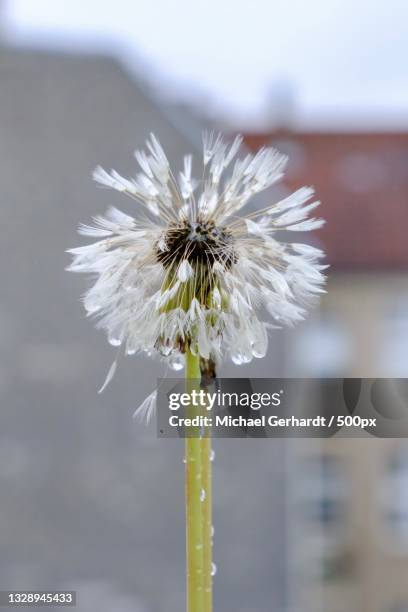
[243,132,408,270]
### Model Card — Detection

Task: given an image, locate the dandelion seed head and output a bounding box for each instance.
[68,133,327,369]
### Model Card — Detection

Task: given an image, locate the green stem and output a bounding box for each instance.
[185,349,204,612]
[202,433,213,611]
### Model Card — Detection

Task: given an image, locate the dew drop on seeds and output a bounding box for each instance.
[86,301,101,314]
[160,345,172,357]
[210,449,215,461]
[195,543,203,551]
[231,353,243,365]
[182,457,186,464]
[108,335,122,347]
[252,346,267,359]
[200,489,206,502]
[211,563,217,576]
[211,525,214,537]
[169,354,184,371]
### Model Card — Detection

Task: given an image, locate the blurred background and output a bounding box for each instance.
[0,1,407,611]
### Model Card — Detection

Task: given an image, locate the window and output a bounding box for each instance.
[383,297,408,376]
[298,454,347,533]
[292,453,351,582]
[384,448,408,545]
[335,152,388,193]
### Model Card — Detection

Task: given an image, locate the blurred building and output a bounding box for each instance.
[1,19,407,610]
[244,130,408,612]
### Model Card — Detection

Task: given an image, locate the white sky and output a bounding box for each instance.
[3,0,408,128]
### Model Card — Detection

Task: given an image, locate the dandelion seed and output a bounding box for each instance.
[97,359,117,394]
[133,390,157,423]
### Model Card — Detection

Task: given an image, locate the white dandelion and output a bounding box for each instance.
[67,132,326,379]
[67,132,327,610]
